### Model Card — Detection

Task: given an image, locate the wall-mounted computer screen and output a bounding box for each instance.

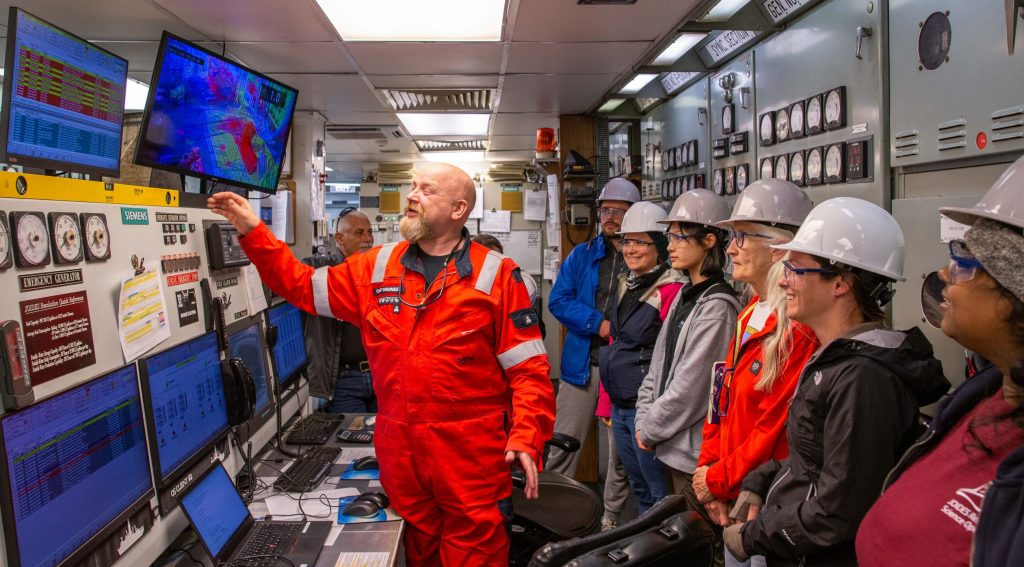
[226,318,273,420]
[134,32,298,194]
[0,364,153,567]
[0,7,128,177]
[138,332,228,487]
[266,301,307,389]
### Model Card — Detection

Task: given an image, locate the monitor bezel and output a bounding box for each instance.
[133,31,298,195]
[0,363,155,567]
[138,331,230,489]
[0,7,128,178]
[224,315,276,424]
[265,300,307,391]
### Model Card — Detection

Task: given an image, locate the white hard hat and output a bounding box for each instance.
[597,178,641,204]
[773,197,906,281]
[659,189,732,227]
[941,154,1024,230]
[717,179,813,229]
[617,201,668,234]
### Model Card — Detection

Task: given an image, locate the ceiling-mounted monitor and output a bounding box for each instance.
[0,7,128,177]
[134,32,298,194]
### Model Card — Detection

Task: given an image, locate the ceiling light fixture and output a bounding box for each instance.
[598,99,625,113]
[396,113,490,137]
[698,0,751,22]
[651,32,709,65]
[124,77,149,111]
[316,0,504,41]
[618,74,658,95]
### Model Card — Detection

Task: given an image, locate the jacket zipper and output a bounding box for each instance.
[882,428,936,491]
[765,466,791,504]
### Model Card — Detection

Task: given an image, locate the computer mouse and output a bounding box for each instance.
[352,456,379,471]
[342,499,383,518]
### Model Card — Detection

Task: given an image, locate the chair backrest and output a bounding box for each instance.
[513,470,602,539]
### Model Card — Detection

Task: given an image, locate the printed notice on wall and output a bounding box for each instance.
[118,270,171,362]
[19,291,96,385]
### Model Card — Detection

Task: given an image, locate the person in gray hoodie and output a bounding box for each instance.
[634,190,740,565]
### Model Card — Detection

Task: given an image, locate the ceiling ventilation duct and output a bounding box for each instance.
[375,162,417,184]
[381,88,496,112]
[416,139,488,152]
[326,125,406,140]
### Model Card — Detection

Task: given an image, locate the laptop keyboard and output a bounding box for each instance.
[236,522,303,566]
[273,446,342,492]
[284,412,345,445]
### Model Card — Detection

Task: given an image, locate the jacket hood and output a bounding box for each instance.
[817,326,951,406]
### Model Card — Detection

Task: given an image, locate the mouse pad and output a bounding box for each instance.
[336,495,402,524]
[340,460,381,480]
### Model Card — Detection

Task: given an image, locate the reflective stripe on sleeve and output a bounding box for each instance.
[372,242,399,284]
[312,266,334,318]
[475,251,503,294]
[497,339,547,370]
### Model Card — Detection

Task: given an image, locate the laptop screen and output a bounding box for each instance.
[179,464,250,557]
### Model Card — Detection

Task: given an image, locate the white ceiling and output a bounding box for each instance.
[0,0,705,182]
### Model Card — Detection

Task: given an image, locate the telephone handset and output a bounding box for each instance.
[220,357,255,426]
[0,321,33,410]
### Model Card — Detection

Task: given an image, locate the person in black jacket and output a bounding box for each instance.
[723,198,950,567]
[855,156,1024,567]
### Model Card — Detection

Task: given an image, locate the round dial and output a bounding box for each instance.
[0,213,10,270]
[662,152,669,171]
[16,213,49,267]
[725,167,735,195]
[790,103,805,137]
[790,152,805,184]
[807,148,823,182]
[775,108,790,142]
[760,158,774,180]
[722,105,733,133]
[825,90,843,126]
[775,155,789,181]
[51,213,82,263]
[674,146,683,167]
[807,97,822,131]
[84,214,110,260]
[825,144,844,179]
[760,113,775,144]
[736,165,748,191]
[713,169,724,195]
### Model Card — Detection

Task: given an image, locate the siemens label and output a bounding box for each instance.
[121,208,150,225]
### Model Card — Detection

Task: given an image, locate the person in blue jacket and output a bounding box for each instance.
[547,178,639,484]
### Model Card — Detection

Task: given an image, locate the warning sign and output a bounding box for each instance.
[19,291,96,385]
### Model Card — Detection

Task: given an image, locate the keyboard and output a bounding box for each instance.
[284,412,345,445]
[274,446,342,493]
[236,522,302,566]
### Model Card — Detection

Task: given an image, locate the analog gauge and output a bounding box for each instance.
[760,158,774,180]
[722,103,735,135]
[0,211,11,270]
[12,211,50,269]
[674,146,683,169]
[775,107,791,143]
[682,143,691,166]
[724,167,735,196]
[789,101,806,139]
[825,143,846,183]
[759,112,776,146]
[775,154,789,181]
[49,212,83,264]
[824,86,846,130]
[789,151,806,186]
[806,94,824,135]
[736,164,749,192]
[806,147,824,185]
[661,151,669,172]
[689,140,698,164]
[81,213,111,262]
[713,169,724,195]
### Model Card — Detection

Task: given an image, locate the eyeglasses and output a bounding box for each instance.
[596,207,627,219]
[947,239,982,285]
[335,206,358,232]
[782,260,837,287]
[728,229,773,249]
[396,237,462,312]
[620,238,656,249]
[666,231,701,243]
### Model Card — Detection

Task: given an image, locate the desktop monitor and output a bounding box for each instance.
[226,318,273,421]
[134,32,298,194]
[138,332,229,487]
[0,7,128,177]
[0,364,153,567]
[266,301,307,389]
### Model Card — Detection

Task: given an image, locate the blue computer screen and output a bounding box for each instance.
[267,302,307,386]
[2,8,127,175]
[227,323,271,416]
[135,33,297,193]
[179,464,249,558]
[141,333,228,481]
[0,365,151,567]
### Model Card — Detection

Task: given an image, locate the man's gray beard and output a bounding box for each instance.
[399,216,434,242]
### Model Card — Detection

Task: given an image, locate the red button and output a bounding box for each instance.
[977,132,988,150]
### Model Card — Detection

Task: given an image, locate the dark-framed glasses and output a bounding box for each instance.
[782,260,837,286]
[948,239,982,285]
[666,231,701,243]
[620,238,656,249]
[728,229,772,249]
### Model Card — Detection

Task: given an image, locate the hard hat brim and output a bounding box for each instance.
[771,240,906,282]
[939,206,1023,230]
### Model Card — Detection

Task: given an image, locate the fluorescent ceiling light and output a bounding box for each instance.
[316,0,504,41]
[421,151,486,163]
[618,74,658,95]
[325,166,334,172]
[124,77,149,111]
[699,0,750,22]
[598,99,625,113]
[396,113,490,137]
[652,33,708,65]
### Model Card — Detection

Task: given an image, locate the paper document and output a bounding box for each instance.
[335,552,392,567]
[544,250,561,282]
[481,210,512,233]
[241,264,268,315]
[524,188,547,221]
[469,186,485,219]
[118,270,171,362]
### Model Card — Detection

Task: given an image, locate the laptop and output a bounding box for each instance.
[178,463,332,567]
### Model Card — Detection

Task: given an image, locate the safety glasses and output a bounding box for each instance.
[947,239,982,285]
[596,207,627,219]
[781,260,837,287]
[727,229,772,249]
[666,231,701,243]
[620,238,656,249]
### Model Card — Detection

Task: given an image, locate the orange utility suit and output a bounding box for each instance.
[240,223,555,566]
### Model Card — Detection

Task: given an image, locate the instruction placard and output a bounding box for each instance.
[19,291,96,385]
[118,270,171,362]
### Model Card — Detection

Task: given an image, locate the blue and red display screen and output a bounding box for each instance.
[135,33,297,193]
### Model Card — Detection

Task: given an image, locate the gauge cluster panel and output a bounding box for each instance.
[709,51,755,201]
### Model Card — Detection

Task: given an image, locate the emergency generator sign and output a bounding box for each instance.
[19,291,97,384]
